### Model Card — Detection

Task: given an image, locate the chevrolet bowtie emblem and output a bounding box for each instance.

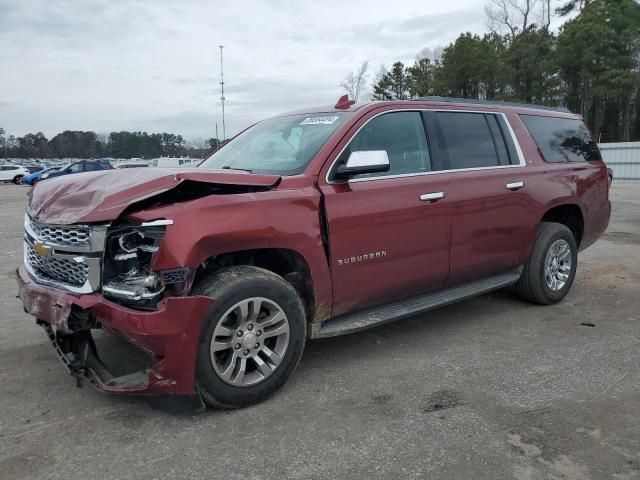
[33,242,52,257]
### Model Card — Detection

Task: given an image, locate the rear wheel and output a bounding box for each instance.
[193,266,306,409]
[515,222,578,305]
[13,175,24,184]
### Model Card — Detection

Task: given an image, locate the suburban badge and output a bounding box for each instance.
[337,250,387,266]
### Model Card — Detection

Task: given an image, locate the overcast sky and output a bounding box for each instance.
[0,0,489,141]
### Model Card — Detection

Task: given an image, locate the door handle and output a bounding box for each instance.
[420,192,446,202]
[505,181,525,191]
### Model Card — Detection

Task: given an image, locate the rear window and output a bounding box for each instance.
[520,115,600,162]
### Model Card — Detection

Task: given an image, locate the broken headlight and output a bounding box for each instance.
[102,222,168,308]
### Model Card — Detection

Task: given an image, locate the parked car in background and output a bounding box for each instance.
[25,166,44,174]
[39,159,113,181]
[115,162,149,169]
[0,165,31,184]
[17,96,610,409]
[21,166,62,186]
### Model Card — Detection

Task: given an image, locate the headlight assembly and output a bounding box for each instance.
[102,222,169,307]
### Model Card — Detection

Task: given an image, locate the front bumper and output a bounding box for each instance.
[16,265,213,396]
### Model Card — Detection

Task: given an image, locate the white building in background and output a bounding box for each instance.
[151,157,201,168]
[599,142,640,181]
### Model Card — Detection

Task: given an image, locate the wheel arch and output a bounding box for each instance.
[193,248,318,324]
[540,203,584,247]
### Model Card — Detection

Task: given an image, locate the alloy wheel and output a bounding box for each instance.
[210,297,290,387]
[544,239,572,291]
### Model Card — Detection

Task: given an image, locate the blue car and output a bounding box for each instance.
[41,159,113,182]
[21,166,62,186]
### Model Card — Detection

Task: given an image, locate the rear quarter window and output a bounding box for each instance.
[520,115,600,162]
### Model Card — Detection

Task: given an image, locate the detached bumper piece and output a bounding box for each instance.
[39,321,152,391]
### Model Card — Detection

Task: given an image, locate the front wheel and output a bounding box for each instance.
[13,175,24,184]
[192,266,307,409]
[515,222,578,305]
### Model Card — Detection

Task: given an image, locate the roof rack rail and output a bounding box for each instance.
[413,96,571,114]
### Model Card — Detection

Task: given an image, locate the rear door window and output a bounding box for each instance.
[434,112,502,170]
[519,115,600,162]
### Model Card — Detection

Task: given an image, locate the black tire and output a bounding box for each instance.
[13,175,24,184]
[192,266,306,409]
[515,222,578,305]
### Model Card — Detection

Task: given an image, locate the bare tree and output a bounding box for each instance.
[541,0,552,29]
[416,46,444,64]
[340,61,369,101]
[485,0,554,37]
[556,0,592,16]
[0,127,5,159]
[370,65,388,100]
[190,137,208,149]
[486,0,520,38]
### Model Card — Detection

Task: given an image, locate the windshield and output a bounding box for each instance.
[199,113,351,175]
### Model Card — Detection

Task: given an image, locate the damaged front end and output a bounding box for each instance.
[19,211,212,398]
[18,168,283,400]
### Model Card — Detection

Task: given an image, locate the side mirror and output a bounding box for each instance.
[334,150,390,179]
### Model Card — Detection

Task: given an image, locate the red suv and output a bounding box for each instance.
[16,96,611,408]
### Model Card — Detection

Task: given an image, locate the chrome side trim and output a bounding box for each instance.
[140,219,174,227]
[325,108,527,185]
[102,284,165,301]
[500,110,527,166]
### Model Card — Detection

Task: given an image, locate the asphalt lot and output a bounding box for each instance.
[0,182,639,480]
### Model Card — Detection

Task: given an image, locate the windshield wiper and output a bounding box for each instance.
[221,165,252,173]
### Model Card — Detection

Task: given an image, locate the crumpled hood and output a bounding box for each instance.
[28,168,281,224]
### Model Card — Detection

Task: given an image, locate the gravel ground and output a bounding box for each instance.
[0,182,638,480]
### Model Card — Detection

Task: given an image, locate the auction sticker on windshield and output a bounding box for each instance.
[300,116,340,125]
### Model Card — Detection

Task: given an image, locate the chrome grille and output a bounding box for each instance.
[25,243,89,287]
[28,218,90,247]
[23,213,107,293]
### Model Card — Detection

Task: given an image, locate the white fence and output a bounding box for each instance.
[599,142,640,181]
